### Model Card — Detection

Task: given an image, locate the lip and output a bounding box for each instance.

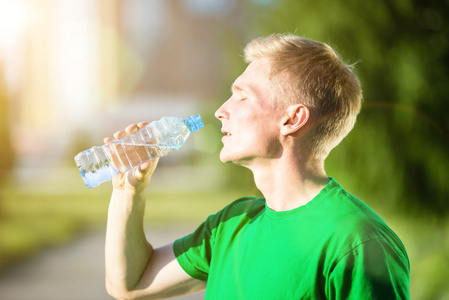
[221,129,231,136]
[221,129,231,141]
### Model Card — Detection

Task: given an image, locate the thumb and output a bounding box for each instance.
[133,159,158,182]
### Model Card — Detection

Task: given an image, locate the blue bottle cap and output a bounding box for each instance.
[185,114,204,132]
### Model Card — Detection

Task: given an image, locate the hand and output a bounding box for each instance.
[104,122,159,194]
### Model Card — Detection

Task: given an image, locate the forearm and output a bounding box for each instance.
[105,188,153,294]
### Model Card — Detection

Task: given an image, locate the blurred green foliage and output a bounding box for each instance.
[0,67,15,182]
[219,0,449,216]
[212,0,449,298]
[0,66,15,223]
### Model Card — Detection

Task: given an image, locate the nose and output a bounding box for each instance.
[215,100,229,120]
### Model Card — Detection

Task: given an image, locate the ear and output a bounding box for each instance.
[280,104,310,136]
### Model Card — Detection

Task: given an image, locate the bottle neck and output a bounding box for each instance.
[184,114,204,132]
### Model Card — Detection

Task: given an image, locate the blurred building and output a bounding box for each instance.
[0,0,242,189]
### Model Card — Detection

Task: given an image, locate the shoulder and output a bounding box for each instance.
[224,196,265,213]
[211,196,266,224]
[320,179,387,235]
[320,179,408,260]
[173,196,265,260]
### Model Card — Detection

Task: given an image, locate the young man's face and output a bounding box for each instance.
[215,59,285,167]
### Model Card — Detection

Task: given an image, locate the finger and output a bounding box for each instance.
[113,130,127,140]
[137,122,149,130]
[125,124,139,134]
[104,137,114,144]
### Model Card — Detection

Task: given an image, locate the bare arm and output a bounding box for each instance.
[104,123,206,300]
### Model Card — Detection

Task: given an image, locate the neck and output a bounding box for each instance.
[246,155,329,211]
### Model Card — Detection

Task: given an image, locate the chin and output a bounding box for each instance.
[219,153,231,164]
[219,151,238,164]
[220,153,249,168]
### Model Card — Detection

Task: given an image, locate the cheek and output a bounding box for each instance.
[249,128,278,150]
[254,120,282,147]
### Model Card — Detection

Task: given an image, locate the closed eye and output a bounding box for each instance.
[231,83,249,101]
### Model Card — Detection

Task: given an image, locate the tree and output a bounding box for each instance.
[243,0,449,215]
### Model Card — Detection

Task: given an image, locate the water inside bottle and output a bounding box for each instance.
[104,143,178,173]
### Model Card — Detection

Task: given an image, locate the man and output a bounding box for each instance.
[104,34,410,299]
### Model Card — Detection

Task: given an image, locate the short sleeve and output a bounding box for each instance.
[327,238,410,300]
[173,197,264,282]
[173,215,216,281]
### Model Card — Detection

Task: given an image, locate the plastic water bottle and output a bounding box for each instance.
[74,114,204,188]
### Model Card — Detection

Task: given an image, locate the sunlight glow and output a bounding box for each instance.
[0,0,28,53]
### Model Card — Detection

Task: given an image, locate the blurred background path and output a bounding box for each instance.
[0,226,205,300]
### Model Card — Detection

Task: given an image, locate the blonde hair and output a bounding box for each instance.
[244,33,362,159]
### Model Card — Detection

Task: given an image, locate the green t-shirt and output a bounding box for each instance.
[174,178,410,299]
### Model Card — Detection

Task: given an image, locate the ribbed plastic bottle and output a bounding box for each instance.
[74,114,204,188]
